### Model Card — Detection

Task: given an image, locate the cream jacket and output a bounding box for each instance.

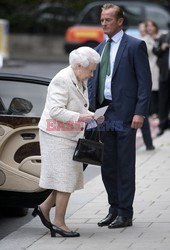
[38,66,91,141]
[143,34,160,91]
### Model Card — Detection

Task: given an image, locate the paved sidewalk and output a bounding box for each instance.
[0,130,170,250]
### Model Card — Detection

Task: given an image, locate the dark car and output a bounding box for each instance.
[0,74,51,216]
[64,1,170,53]
[1,3,77,34]
[30,3,77,34]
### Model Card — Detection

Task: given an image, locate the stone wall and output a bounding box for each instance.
[9,34,68,62]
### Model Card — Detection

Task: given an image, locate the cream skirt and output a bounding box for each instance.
[39,130,84,193]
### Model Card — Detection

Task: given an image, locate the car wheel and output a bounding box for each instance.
[1,207,29,217]
[13,207,29,216]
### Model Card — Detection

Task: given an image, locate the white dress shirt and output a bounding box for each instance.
[104,30,124,100]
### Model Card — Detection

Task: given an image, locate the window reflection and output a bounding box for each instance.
[0,80,47,117]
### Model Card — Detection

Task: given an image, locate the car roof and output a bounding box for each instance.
[0,73,50,86]
[78,1,168,21]
[81,1,165,8]
[36,2,65,9]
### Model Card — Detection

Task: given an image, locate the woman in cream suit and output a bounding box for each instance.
[32,47,101,237]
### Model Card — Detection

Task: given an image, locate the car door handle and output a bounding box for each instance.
[21,133,36,140]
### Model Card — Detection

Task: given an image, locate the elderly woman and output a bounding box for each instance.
[32,47,101,238]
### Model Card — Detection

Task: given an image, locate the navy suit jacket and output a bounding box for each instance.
[88,33,152,122]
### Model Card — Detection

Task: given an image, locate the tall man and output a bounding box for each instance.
[88,4,152,228]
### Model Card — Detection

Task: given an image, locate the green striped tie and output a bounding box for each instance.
[98,38,112,104]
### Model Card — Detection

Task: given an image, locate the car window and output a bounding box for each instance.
[80,6,101,25]
[122,6,143,26]
[39,7,56,15]
[37,7,56,20]
[39,6,65,16]
[145,6,170,29]
[0,80,47,117]
[80,4,143,27]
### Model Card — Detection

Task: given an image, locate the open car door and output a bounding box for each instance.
[0,75,51,208]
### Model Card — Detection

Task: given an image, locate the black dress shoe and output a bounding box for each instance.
[50,224,80,237]
[32,206,51,229]
[108,216,132,229]
[98,213,117,227]
[146,145,155,151]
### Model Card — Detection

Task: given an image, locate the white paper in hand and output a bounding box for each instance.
[86,105,109,129]
[94,105,109,119]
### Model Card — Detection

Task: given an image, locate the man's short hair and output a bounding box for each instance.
[102,3,124,19]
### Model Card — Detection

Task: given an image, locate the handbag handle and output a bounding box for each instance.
[84,126,102,142]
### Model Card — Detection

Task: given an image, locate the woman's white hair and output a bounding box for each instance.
[69,46,100,68]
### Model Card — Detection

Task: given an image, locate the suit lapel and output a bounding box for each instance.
[72,80,88,102]
[94,42,106,94]
[112,34,127,78]
[69,67,88,103]
[97,42,106,55]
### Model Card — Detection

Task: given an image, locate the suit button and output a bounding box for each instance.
[84,104,87,107]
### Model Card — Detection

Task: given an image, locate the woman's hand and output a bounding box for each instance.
[161,43,169,51]
[78,114,94,123]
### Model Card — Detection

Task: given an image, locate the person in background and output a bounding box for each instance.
[153,22,170,136]
[144,20,161,118]
[138,22,146,38]
[32,47,101,237]
[138,21,156,150]
[140,117,155,150]
[88,4,152,228]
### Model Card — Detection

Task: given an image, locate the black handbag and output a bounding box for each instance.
[73,130,104,166]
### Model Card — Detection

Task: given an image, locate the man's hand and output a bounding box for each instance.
[131,115,144,129]
[96,115,105,123]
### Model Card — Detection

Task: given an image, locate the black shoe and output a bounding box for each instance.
[32,206,51,229]
[50,224,80,237]
[108,216,132,229]
[98,213,117,227]
[146,145,155,150]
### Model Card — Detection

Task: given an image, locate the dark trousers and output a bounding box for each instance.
[149,91,159,115]
[101,122,136,218]
[141,117,153,147]
[159,74,170,130]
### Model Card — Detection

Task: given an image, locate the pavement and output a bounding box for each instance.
[0,129,170,250]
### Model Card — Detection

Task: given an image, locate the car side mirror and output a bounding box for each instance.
[7,97,33,115]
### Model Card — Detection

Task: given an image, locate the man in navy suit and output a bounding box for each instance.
[88,3,152,228]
